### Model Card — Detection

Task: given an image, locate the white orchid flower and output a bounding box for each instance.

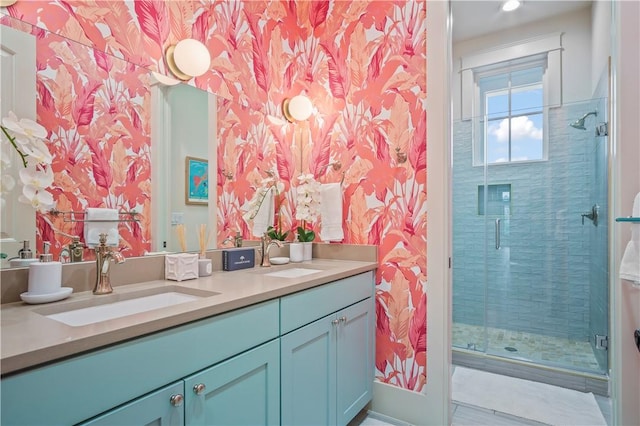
[18,165,54,189]
[297,173,314,183]
[19,184,54,212]
[2,111,47,142]
[20,139,53,165]
[294,174,321,223]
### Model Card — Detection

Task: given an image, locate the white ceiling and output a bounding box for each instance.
[452,0,593,42]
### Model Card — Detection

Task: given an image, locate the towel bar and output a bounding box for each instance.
[49,209,140,223]
[615,217,640,223]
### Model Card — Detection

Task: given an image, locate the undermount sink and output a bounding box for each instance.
[263,268,323,278]
[37,286,219,327]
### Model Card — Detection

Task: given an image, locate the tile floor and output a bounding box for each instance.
[352,407,548,426]
[351,365,612,426]
[353,398,611,426]
[453,322,603,371]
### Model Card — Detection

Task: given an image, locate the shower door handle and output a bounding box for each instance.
[495,218,501,249]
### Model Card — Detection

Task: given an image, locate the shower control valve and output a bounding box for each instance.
[581,204,599,227]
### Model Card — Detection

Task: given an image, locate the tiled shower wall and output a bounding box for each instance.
[453,100,607,343]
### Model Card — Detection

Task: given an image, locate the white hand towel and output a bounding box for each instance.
[84,208,120,247]
[252,189,274,237]
[620,192,640,285]
[320,183,344,242]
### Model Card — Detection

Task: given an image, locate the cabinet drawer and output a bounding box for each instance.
[280,271,374,334]
[80,381,184,426]
[1,300,279,426]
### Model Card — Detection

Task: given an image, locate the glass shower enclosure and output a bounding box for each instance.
[452,97,609,375]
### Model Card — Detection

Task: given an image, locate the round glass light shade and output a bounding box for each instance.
[0,0,18,6]
[285,95,313,122]
[501,0,521,12]
[151,71,181,86]
[172,39,211,78]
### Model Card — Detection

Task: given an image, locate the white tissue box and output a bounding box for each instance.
[165,253,199,281]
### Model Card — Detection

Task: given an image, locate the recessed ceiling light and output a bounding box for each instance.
[502,0,521,12]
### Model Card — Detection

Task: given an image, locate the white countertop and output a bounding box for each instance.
[1,259,377,375]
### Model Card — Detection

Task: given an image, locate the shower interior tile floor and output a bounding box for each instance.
[453,322,601,371]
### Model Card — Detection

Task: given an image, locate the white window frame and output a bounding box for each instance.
[459,33,563,165]
[473,59,549,165]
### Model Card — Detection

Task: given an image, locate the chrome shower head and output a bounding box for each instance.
[570,111,598,130]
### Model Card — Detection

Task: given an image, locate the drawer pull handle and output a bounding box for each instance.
[331,318,340,325]
[170,394,184,407]
[340,316,347,323]
[193,383,206,395]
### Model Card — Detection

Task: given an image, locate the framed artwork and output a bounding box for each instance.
[185,156,208,205]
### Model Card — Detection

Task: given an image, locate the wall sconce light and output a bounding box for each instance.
[282,95,313,122]
[0,0,18,6]
[165,39,211,81]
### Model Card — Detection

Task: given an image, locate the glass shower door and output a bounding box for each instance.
[451,118,488,354]
[452,98,609,375]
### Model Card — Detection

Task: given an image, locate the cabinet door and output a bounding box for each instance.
[184,339,280,426]
[80,381,184,426]
[281,315,337,426]
[336,298,374,426]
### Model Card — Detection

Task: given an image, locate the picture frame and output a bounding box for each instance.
[185,156,208,205]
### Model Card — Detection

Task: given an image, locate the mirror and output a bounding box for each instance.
[0,14,218,268]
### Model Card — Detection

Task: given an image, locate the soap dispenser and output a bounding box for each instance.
[9,240,39,267]
[28,242,62,295]
[18,240,33,259]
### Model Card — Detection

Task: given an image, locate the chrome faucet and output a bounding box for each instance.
[60,236,84,263]
[222,231,243,248]
[259,233,283,267]
[93,233,125,294]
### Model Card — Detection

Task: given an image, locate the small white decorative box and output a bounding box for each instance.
[165,253,199,281]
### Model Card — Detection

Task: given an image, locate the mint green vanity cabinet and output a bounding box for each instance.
[82,339,280,426]
[1,300,279,426]
[184,338,280,426]
[1,269,375,426]
[280,272,375,426]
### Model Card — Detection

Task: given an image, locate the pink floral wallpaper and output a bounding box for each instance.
[1,15,152,260]
[4,0,427,392]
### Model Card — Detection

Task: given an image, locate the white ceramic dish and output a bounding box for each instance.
[270,257,290,265]
[20,287,73,305]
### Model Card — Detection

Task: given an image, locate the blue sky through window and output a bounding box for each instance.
[484,84,544,163]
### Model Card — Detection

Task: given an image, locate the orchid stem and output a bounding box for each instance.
[1,126,28,168]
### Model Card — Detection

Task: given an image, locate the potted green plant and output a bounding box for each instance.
[266,225,289,242]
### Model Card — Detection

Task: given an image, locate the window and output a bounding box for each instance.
[459,34,562,166]
[475,60,547,165]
